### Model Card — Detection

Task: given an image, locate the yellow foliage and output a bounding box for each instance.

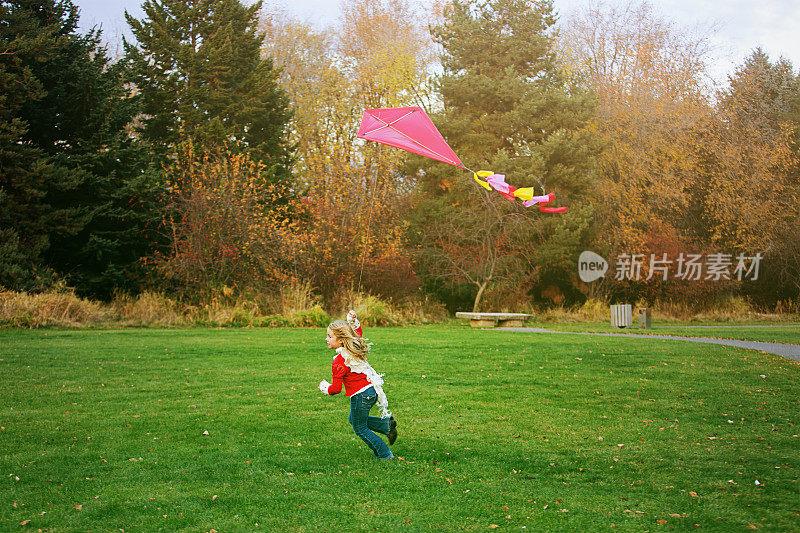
[259,0,435,302]
[558,1,713,253]
[152,140,299,296]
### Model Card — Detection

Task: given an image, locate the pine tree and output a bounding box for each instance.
[37,49,161,298]
[124,0,293,184]
[431,0,596,197]
[411,0,598,309]
[1,0,159,296]
[0,0,83,290]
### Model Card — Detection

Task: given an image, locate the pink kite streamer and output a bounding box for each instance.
[522,193,554,207]
[486,174,510,193]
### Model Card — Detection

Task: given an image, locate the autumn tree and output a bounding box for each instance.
[698,49,800,303]
[557,0,714,256]
[151,140,297,297]
[411,0,598,310]
[260,0,435,304]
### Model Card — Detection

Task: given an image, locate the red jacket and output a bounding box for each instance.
[326,323,372,396]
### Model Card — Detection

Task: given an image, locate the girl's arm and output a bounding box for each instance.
[322,360,347,395]
[347,310,362,337]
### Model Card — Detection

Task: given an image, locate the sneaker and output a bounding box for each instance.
[388,416,398,445]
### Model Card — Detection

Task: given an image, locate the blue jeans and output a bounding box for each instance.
[348,387,393,459]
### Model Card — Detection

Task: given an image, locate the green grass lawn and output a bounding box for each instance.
[2,326,799,531]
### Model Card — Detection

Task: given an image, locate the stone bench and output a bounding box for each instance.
[455,312,534,328]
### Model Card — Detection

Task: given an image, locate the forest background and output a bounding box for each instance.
[2,0,799,327]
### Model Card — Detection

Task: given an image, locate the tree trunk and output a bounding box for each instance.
[472,280,489,312]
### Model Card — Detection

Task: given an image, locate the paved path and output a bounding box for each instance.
[500,328,800,362]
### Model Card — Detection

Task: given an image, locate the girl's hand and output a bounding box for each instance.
[346,310,360,331]
[318,380,331,394]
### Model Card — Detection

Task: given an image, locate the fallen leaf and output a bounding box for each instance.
[211,495,218,500]
[689,492,699,498]
[19,520,30,526]
[658,519,668,524]
[75,505,83,510]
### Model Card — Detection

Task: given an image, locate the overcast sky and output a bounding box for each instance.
[73,0,800,85]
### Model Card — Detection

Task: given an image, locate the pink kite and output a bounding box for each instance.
[357,107,465,169]
[356,106,566,213]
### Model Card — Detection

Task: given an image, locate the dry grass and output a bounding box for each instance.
[0,289,113,327]
[1,288,795,329]
[341,289,448,326]
[112,291,183,326]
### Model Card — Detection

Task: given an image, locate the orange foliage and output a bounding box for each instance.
[259,0,435,303]
[150,140,299,296]
[558,1,713,255]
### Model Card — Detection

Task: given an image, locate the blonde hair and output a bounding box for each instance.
[328,320,370,361]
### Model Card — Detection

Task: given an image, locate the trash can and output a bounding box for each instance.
[610,304,632,328]
[638,308,652,329]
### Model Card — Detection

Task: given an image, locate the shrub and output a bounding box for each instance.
[347,293,398,326]
[393,295,449,324]
[254,315,290,327]
[289,305,330,327]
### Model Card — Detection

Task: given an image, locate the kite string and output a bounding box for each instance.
[357,174,375,296]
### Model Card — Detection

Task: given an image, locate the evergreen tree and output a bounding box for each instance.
[0,0,83,290]
[411,0,598,309]
[1,0,159,297]
[35,48,161,298]
[124,0,293,184]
